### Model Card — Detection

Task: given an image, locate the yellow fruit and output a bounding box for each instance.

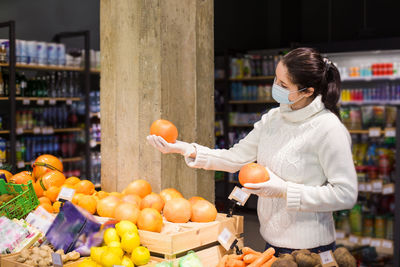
[77,258,98,267]
[121,256,134,267]
[115,220,138,237]
[101,249,122,267]
[121,231,140,253]
[108,246,124,259]
[90,246,107,263]
[104,228,120,245]
[131,246,150,266]
[108,241,121,248]
[53,201,62,213]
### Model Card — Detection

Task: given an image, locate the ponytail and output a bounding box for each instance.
[281,47,342,119]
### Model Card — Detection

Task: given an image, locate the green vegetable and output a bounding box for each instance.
[155,261,174,267]
[179,251,203,267]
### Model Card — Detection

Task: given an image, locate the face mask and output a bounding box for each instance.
[272,80,307,105]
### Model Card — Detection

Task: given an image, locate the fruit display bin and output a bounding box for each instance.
[0,180,39,219]
[1,254,86,267]
[140,214,244,267]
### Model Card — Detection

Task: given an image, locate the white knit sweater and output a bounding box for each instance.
[185,95,358,249]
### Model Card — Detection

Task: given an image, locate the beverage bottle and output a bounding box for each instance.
[0,69,4,96]
[68,72,74,97]
[20,138,26,163]
[55,72,62,97]
[16,140,22,162]
[3,71,8,96]
[61,71,67,97]
[0,138,6,164]
[74,72,81,97]
[31,77,37,97]
[20,72,27,96]
[15,72,21,96]
[262,56,268,76]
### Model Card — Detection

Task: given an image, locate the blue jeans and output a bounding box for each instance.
[265,242,336,256]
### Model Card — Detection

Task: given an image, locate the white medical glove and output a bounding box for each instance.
[146,135,196,157]
[242,167,287,198]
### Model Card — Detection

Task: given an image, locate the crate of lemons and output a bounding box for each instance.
[78,220,150,267]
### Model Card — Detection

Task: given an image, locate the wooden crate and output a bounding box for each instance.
[139,214,243,255]
[1,255,86,267]
[0,254,19,267]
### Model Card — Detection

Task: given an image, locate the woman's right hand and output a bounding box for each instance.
[146,135,197,158]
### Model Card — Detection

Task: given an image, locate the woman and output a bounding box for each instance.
[147,47,358,254]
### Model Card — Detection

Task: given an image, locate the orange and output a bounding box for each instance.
[44,186,61,203]
[140,193,164,212]
[53,201,62,213]
[64,176,81,186]
[32,154,63,180]
[0,170,13,182]
[33,181,44,198]
[150,119,178,143]
[78,195,97,214]
[72,193,85,205]
[188,196,205,206]
[9,171,34,185]
[62,183,75,189]
[121,194,142,207]
[238,163,269,187]
[114,202,140,223]
[37,203,54,213]
[40,171,66,190]
[109,192,123,198]
[93,191,109,200]
[124,180,152,198]
[38,196,52,206]
[137,208,163,233]
[160,188,184,203]
[97,196,120,218]
[74,180,95,195]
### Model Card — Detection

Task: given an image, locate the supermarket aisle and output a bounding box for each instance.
[240,210,265,251]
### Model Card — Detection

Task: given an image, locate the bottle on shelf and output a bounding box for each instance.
[0,68,4,96]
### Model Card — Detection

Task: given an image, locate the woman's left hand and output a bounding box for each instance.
[242,167,287,198]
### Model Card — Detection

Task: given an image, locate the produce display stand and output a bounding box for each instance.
[141,214,243,266]
[1,255,85,267]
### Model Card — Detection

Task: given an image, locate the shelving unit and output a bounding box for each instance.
[229,100,276,104]
[229,76,274,81]
[0,130,10,134]
[0,62,99,73]
[17,128,83,134]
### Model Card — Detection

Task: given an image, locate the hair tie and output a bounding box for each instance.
[323,58,332,72]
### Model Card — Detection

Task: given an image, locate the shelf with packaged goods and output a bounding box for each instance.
[340,101,400,106]
[0,62,100,73]
[229,76,274,82]
[336,235,394,256]
[16,127,83,135]
[229,124,254,128]
[341,75,400,82]
[348,127,396,137]
[0,97,8,100]
[229,100,276,104]
[0,130,10,134]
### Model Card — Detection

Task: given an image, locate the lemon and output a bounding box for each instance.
[104,228,120,245]
[77,259,98,267]
[121,256,134,267]
[108,246,124,259]
[131,246,150,266]
[101,249,122,267]
[90,246,107,263]
[121,231,140,253]
[116,220,138,237]
[108,241,121,248]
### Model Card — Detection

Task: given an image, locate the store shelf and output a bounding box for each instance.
[229,100,276,104]
[342,75,400,82]
[0,97,8,100]
[18,127,83,134]
[61,157,83,163]
[0,130,10,134]
[0,62,100,73]
[16,97,81,102]
[229,76,274,81]
[229,124,254,128]
[90,112,101,118]
[340,101,400,106]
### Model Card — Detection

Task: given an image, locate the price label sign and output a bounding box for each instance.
[218,227,236,251]
[382,240,393,249]
[57,187,75,202]
[47,127,54,135]
[49,99,56,105]
[37,99,45,105]
[51,253,63,267]
[66,99,73,105]
[372,180,383,193]
[319,250,338,267]
[365,183,372,192]
[369,127,381,138]
[361,237,371,245]
[385,128,396,137]
[349,235,359,244]
[370,239,381,248]
[90,139,97,148]
[382,183,395,195]
[22,99,30,105]
[228,186,250,206]
[17,161,25,169]
[16,127,23,135]
[33,127,41,134]
[335,230,346,240]
[358,182,366,192]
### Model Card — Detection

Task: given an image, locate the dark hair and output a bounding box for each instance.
[281,47,341,118]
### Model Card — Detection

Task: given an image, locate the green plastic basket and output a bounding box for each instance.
[0,180,39,219]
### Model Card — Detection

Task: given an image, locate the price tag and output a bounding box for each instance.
[372,180,383,193]
[335,230,346,240]
[358,182,366,192]
[349,235,359,244]
[365,183,372,192]
[228,186,250,206]
[57,187,75,202]
[361,237,371,245]
[382,240,393,249]
[385,128,396,137]
[370,239,381,248]
[369,127,381,137]
[22,99,30,105]
[382,183,395,195]
[49,99,56,105]
[17,161,25,169]
[218,227,236,251]
[51,252,63,267]
[37,99,45,105]
[90,139,97,148]
[33,127,41,134]
[16,127,23,135]
[319,250,338,267]
[66,99,72,105]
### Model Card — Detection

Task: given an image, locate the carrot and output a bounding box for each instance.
[242,247,262,256]
[243,253,260,264]
[228,254,244,261]
[247,247,275,267]
[217,254,229,267]
[260,256,277,267]
[226,258,245,267]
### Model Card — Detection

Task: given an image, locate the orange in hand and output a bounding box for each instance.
[150,119,178,143]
